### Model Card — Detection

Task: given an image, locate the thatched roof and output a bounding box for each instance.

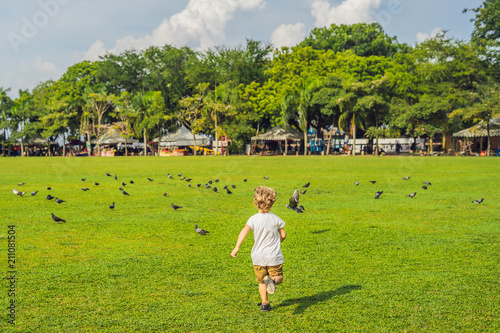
[453,118,500,138]
[251,126,304,141]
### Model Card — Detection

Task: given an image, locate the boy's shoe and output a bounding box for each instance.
[263,275,276,294]
[260,303,272,312]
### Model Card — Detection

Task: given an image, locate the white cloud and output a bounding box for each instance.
[311,0,381,27]
[78,0,266,61]
[271,23,306,48]
[416,27,444,44]
[3,56,61,95]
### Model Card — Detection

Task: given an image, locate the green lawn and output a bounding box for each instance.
[1,155,499,332]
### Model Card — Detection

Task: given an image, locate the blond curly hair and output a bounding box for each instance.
[254,186,277,212]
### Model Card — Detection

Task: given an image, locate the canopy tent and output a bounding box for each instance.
[452,118,500,138]
[24,137,57,145]
[92,130,139,145]
[251,126,305,154]
[153,126,209,147]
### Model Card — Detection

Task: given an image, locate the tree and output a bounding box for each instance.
[83,85,114,156]
[0,87,13,156]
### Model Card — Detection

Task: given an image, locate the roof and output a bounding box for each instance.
[453,118,500,138]
[153,126,209,146]
[251,126,304,141]
[94,129,139,144]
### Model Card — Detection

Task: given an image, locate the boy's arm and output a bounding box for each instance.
[279,228,286,243]
[231,225,251,258]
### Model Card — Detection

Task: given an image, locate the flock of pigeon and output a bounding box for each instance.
[11,173,485,233]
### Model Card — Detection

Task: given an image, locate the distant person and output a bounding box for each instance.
[231,186,286,312]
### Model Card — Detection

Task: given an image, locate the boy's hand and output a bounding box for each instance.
[231,248,239,258]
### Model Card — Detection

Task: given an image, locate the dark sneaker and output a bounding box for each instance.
[260,303,272,312]
[263,275,276,294]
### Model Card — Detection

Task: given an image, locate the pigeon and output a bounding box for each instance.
[95,182,100,186]
[263,177,269,180]
[18,182,25,186]
[163,192,167,196]
[403,177,411,180]
[171,203,182,210]
[185,178,192,182]
[16,191,26,197]
[178,173,182,177]
[188,184,191,187]
[215,179,220,183]
[180,177,186,180]
[47,195,54,200]
[109,202,115,209]
[354,182,360,186]
[119,187,130,196]
[301,190,307,195]
[302,182,310,188]
[422,186,428,190]
[12,189,20,195]
[81,178,86,181]
[286,188,302,213]
[223,185,228,190]
[231,185,236,189]
[369,181,376,184]
[406,192,417,199]
[227,189,232,194]
[213,187,218,193]
[197,184,201,187]
[31,191,38,196]
[55,197,66,204]
[195,224,209,235]
[472,198,484,204]
[168,174,173,179]
[244,179,247,182]
[46,187,52,190]
[374,191,383,199]
[114,174,118,180]
[130,180,134,184]
[423,182,432,186]
[147,178,154,182]
[81,188,90,191]
[51,213,66,223]
[205,184,211,189]
[208,180,213,184]
[122,182,127,187]
[106,173,111,177]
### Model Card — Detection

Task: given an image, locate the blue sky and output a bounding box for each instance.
[1,0,483,98]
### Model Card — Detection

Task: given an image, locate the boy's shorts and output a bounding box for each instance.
[253,264,283,284]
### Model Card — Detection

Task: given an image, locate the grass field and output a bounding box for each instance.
[1,155,499,332]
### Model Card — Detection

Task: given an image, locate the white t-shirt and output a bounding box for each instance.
[246,212,285,266]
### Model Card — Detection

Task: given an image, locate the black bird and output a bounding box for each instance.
[109,202,115,209]
[188,184,191,187]
[82,188,90,191]
[244,179,247,182]
[180,177,186,180]
[205,184,211,188]
[31,191,38,196]
[47,195,54,200]
[130,180,134,184]
[114,174,118,180]
[423,182,432,186]
[403,177,411,180]
[227,189,232,194]
[208,180,213,184]
[213,187,218,193]
[422,186,428,190]
[354,182,360,186]
[147,178,154,182]
[369,181,376,184]
[178,173,182,177]
[374,191,383,199]
[46,187,52,190]
[81,178,86,181]
[95,182,99,186]
[171,203,182,210]
[106,173,111,177]
[301,190,307,195]
[122,182,127,187]
[302,182,310,188]
[286,189,302,213]
[195,224,209,235]
[185,178,192,182]
[55,197,66,204]
[223,185,228,189]
[472,198,484,204]
[231,185,236,188]
[215,179,220,183]
[197,184,201,187]
[168,174,173,179]
[263,177,269,180]
[18,182,25,186]
[119,187,130,196]
[406,192,417,199]
[51,213,66,224]
[163,192,167,196]
[16,191,26,197]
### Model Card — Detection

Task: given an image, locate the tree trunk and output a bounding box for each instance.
[143,128,147,156]
[125,138,128,156]
[193,134,197,156]
[487,122,491,156]
[326,117,335,156]
[20,139,24,157]
[62,133,66,157]
[215,115,218,156]
[351,120,356,156]
[303,121,308,156]
[48,139,51,156]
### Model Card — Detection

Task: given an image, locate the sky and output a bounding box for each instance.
[1,0,483,99]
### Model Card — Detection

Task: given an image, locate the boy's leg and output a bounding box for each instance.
[258,283,269,305]
[268,264,283,286]
[254,266,270,305]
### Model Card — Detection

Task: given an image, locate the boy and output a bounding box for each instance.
[231,186,286,312]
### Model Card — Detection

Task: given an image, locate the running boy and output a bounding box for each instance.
[231,186,286,312]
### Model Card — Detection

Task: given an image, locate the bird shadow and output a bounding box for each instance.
[310,229,331,234]
[278,285,362,315]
